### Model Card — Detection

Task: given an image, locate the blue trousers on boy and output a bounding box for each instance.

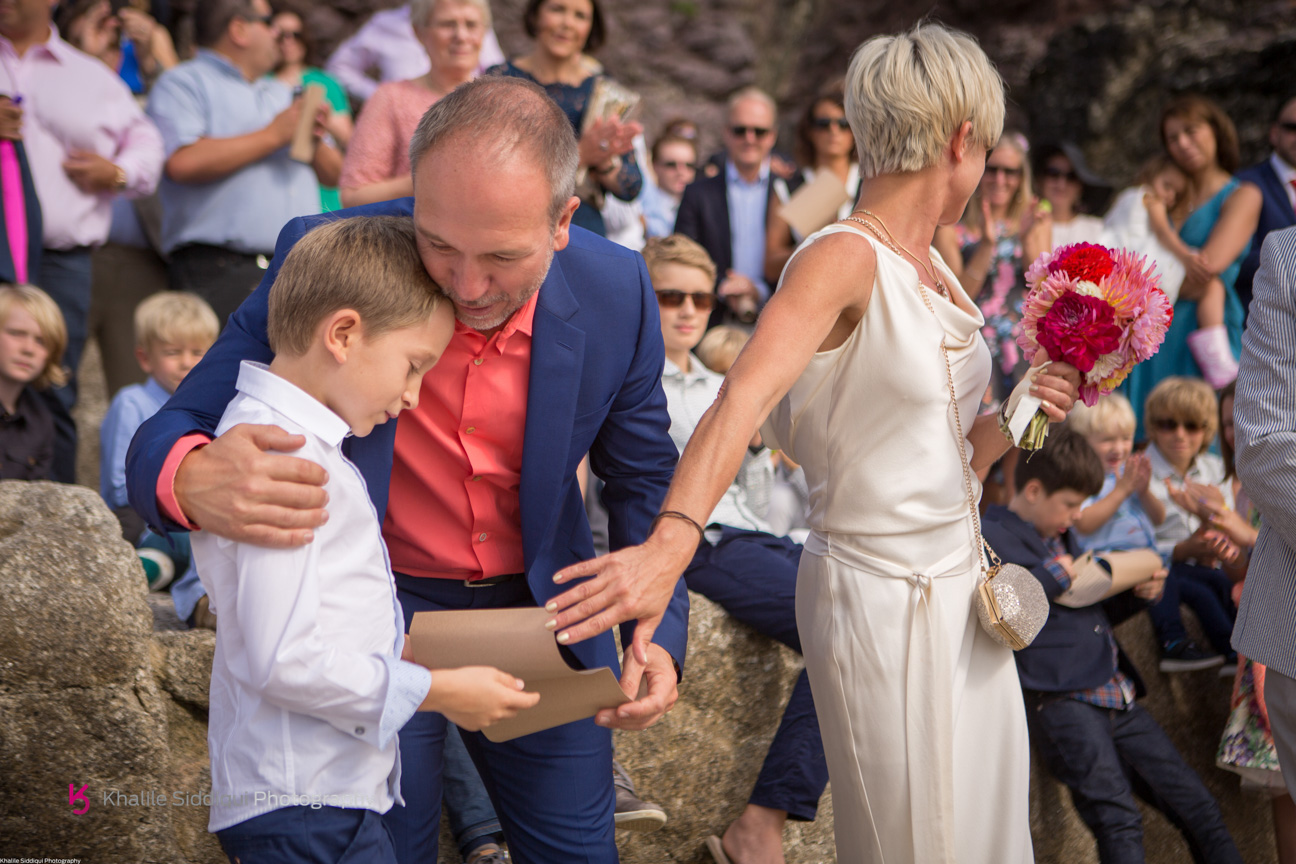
[1147,562,1237,656]
[1025,694,1242,864]
[217,806,396,864]
[684,526,829,821]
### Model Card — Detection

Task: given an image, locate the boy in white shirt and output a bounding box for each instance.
[193,216,538,863]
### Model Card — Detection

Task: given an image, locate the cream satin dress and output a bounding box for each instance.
[763,223,1033,863]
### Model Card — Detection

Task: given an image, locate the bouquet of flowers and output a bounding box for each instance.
[1001,242,1173,450]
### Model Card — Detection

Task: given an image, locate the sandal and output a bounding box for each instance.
[705,835,732,864]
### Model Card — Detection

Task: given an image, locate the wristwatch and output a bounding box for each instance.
[113,165,128,190]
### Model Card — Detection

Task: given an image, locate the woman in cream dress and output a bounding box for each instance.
[549,23,1083,863]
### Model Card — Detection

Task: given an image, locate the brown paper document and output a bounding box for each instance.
[288,84,326,164]
[409,608,630,742]
[1056,549,1163,608]
[779,170,851,238]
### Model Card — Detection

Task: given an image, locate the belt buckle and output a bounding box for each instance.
[464,574,509,588]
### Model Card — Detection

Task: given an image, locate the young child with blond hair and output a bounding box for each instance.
[0,284,67,480]
[193,216,537,861]
[100,291,220,607]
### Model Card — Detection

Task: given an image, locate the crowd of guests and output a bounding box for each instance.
[3,0,1296,860]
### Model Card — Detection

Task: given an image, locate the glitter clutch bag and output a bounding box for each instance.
[975,551,1049,651]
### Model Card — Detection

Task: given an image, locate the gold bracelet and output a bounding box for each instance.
[650,510,705,543]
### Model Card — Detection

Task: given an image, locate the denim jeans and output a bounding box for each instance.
[443,724,502,853]
[1025,694,1241,864]
[1147,562,1237,654]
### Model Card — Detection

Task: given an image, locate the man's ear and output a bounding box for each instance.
[322,309,363,364]
[551,196,581,251]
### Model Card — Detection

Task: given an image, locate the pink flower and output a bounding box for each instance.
[1036,293,1123,374]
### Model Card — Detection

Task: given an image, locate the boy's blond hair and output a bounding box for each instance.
[1068,393,1136,440]
[134,291,220,351]
[696,325,749,374]
[1145,376,1218,454]
[0,284,68,389]
[267,216,447,357]
[641,234,718,286]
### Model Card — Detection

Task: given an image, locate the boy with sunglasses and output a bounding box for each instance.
[645,234,830,863]
[1141,376,1242,673]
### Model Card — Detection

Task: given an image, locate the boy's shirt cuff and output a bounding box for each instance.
[1043,556,1073,591]
[378,656,432,750]
[157,433,212,529]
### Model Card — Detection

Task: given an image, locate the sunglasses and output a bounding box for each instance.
[657,160,696,171]
[1152,418,1206,433]
[730,126,772,139]
[984,165,1023,178]
[655,290,716,311]
[1041,166,1078,181]
[241,12,273,25]
[277,29,303,41]
[811,117,851,131]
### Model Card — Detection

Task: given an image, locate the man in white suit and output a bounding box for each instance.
[1234,224,1296,795]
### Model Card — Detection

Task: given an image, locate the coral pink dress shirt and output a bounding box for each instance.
[0,26,163,250]
[158,295,538,582]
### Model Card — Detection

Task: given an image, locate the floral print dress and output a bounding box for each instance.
[956,224,1030,411]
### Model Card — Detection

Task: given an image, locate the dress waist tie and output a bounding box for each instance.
[805,531,968,863]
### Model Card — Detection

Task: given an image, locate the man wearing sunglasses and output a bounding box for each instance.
[147,0,342,326]
[1236,95,1296,315]
[675,86,793,327]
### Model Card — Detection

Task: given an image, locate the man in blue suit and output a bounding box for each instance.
[125,77,688,863]
[1235,96,1296,315]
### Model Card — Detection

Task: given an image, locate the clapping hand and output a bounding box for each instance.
[1165,479,1224,519]
[1115,453,1153,496]
[579,116,641,170]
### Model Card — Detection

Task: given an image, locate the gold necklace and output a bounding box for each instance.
[844,210,949,298]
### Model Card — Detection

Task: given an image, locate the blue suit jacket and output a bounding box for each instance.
[1236,159,1296,314]
[125,198,689,676]
[982,506,1147,696]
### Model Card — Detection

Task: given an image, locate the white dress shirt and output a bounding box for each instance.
[193,361,431,831]
[661,354,770,532]
[1146,443,1233,560]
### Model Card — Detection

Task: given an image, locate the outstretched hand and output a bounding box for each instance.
[545,519,699,662]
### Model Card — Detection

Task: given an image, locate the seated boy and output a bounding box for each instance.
[192,216,538,863]
[100,291,219,620]
[643,235,828,863]
[982,428,1241,863]
[1070,393,1221,672]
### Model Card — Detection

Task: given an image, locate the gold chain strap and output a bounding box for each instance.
[845,216,999,579]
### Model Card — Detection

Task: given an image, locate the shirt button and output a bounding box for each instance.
[466,426,476,434]
[355,726,365,735]
[474,358,483,366]
[478,532,488,541]
[1094,626,1102,633]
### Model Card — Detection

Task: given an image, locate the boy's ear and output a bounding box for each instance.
[1020,478,1045,503]
[134,345,152,374]
[322,309,363,364]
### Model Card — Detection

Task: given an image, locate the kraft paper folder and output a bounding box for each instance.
[779,170,851,239]
[409,608,630,742]
[288,84,326,163]
[1055,548,1163,608]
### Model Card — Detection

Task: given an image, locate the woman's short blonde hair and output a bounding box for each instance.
[641,234,718,286]
[1069,393,1136,440]
[695,325,749,375]
[410,0,491,32]
[1145,376,1218,455]
[844,22,1004,179]
[0,284,68,390]
[134,292,220,352]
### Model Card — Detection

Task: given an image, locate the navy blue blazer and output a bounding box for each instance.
[982,506,1146,696]
[125,198,689,676]
[1236,159,1295,314]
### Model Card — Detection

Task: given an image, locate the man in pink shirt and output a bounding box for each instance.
[127,77,689,863]
[0,0,163,481]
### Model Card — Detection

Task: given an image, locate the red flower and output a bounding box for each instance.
[1049,243,1115,285]
[1036,293,1123,373]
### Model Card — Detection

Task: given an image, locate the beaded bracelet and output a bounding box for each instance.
[650,510,705,542]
